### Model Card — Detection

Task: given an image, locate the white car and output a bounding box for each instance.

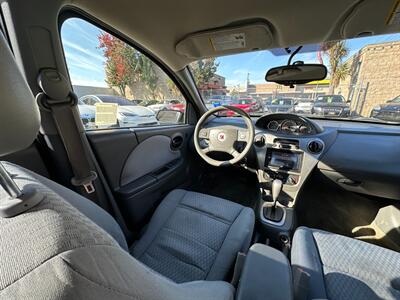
[294,99,314,114]
[147,103,168,113]
[79,95,159,127]
[77,100,96,128]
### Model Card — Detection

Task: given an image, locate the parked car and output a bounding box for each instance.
[312,95,350,117]
[145,100,167,113]
[294,99,314,114]
[225,97,262,116]
[166,99,186,113]
[370,95,400,122]
[79,94,159,127]
[265,98,295,113]
[77,99,96,128]
[205,95,233,109]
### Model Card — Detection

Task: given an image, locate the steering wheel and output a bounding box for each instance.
[194,106,255,167]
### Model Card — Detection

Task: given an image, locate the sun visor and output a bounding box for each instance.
[341,0,400,38]
[176,23,273,59]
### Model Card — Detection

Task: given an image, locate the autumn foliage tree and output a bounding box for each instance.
[98,33,134,96]
[98,32,158,98]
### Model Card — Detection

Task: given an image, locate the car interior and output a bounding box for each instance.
[0,0,400,299]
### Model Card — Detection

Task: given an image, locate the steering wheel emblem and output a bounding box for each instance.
[217,132,226,142]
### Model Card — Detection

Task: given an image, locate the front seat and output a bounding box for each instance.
[291,226,400,300]
[0,33,253,299]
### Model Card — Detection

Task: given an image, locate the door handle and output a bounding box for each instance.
[171,134,184,150]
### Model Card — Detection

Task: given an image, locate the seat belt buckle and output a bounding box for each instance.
[83,181,95,194]
[71,171,97,194]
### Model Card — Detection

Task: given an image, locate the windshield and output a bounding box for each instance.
[190,33,400,124]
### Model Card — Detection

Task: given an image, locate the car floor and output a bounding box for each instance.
[189,165,260,210]
[296,170,400,251]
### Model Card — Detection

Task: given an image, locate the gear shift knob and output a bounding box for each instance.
[272,179,283,205]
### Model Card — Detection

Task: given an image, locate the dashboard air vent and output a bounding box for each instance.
[308,140,324,154]
[254,134,266,147]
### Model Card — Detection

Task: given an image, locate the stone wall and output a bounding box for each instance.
[342,41,400,116]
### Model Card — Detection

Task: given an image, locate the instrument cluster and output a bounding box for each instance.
[255,114,318,135]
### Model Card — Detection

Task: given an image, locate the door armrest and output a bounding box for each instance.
[236,244,293,300]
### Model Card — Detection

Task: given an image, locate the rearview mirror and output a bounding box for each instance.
[156,109,183,124]
[265,64,327,86]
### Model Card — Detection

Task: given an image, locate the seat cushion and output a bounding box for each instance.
[0,162,235,300]
[291,227,400,300]
[132,189,255,283]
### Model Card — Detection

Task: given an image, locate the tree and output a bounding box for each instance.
[229,85,240,97]
[322,41,350,94]
[98,33,160,99]
[167,78,182,99]
[190,58,219,87]
[138,56,158,99]
[98,33,137,96]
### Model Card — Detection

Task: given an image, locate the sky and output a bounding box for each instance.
[61,18,400,89]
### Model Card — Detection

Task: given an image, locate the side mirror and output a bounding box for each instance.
[265,64,327,86]
[156,109,183,124]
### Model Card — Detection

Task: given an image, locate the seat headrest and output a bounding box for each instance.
[0,33,40,156]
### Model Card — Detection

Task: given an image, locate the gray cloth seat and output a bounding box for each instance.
[132,189,255,283]
[14,163,255,284]
[291,226,400,300]
[0,162,235,299]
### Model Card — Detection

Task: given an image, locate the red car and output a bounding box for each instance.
[167,100,186,113]
[225,97,261,116]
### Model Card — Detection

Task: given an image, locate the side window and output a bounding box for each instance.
[61,18,186,130]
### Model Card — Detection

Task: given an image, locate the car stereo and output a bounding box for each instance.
[265,149,302,172]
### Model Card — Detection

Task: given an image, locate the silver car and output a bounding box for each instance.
[79,95,159,127]
[294,99,314,114]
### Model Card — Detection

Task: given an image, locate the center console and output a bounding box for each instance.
[264,139,303,187]
[253,130,329,250]
[256,138,306,250]
[236,243,293,300]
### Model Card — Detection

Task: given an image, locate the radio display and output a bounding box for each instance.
[266,150,302,171]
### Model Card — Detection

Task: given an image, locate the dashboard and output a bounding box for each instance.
[255,113,321,136]
[204,113,400,206]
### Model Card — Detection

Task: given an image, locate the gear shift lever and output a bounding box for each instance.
[271,179,283,208]
[263,179,285,222]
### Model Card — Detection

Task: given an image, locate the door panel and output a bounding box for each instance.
[120,135,181,186]
[87,125,194,229]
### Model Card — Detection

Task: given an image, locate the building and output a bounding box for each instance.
[247,80,330,100]
[339,41,400,117]
[198,74,227,99]
[73,85,117,98]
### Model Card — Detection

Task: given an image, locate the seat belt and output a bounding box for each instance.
[36,68,132,242]
[37,69,98,196]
